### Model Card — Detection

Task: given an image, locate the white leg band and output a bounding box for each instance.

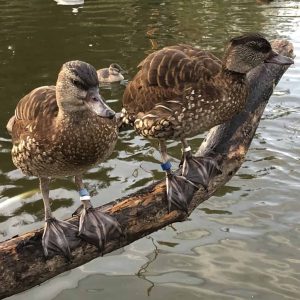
[183,146,191,152]
[80,195,91,201]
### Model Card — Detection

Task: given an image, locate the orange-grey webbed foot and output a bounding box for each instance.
[40,177,81,259]
[159,141,197,213]
[75,175,121,251]
[180,145,221,189]
[162,161,198,213]
[43,218,80,259]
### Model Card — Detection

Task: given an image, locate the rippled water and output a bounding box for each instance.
[0,1,299,299]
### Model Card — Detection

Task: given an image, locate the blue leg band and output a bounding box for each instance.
[79,188,91,201]
[79,188,89,197]
[161,161,172,171]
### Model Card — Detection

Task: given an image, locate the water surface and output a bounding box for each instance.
[0,1,299,299]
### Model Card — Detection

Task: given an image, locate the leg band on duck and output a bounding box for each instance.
[79,188,91,201]
[161,161,172,171]
[183,146,191,153]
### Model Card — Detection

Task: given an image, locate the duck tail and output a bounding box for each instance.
[6,116,15,135]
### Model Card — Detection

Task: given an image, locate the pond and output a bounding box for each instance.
[0,0,299,299]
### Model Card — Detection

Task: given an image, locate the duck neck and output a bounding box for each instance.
[57,107,91,125]
[220,67,247,85]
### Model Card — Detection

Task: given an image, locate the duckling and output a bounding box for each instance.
[97,63,125,83]
[6,60,121,259]
[122,33,293,212]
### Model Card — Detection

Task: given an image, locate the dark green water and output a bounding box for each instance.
[0,1,300,299]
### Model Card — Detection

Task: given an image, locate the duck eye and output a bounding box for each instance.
[71,79,87,90]
[248,41,270,53]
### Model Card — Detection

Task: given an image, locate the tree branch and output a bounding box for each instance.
[0,40,294,300]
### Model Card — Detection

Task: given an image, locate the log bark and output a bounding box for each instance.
[0,40,294,299]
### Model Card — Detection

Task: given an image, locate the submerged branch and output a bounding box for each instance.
[0,40,294,299]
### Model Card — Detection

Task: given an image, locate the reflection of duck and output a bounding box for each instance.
[122,33,293,212]
[97,63,126,83]
[7,60,121,258]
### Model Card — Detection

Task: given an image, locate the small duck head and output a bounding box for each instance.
[56,60,115,119]
[108,63,126,76]
[223,33,293,74]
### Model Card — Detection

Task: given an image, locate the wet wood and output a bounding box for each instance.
[0,40,294,299]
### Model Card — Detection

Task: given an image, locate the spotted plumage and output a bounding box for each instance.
[7,60,121,258]
[123,43,247,139]
[8,86,117,177]
[122,33,294,212]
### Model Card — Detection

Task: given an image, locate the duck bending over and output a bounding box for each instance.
[7,60,121,258]
[97,63,125,83]
[122,33,293,212]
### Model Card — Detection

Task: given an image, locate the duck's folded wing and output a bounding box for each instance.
[7,86,58,142]
[123,46,222,115]
[164,44,221,69]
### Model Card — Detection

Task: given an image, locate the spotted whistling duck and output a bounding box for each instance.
[7,60,121,258]
[121,33,293,212]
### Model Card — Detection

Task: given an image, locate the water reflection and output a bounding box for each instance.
[1,0,300,299]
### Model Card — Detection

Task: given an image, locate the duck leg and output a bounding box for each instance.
[180,139,221,188]
[159,140,198,213]
[75,175,122,252]
[40,177,80,259]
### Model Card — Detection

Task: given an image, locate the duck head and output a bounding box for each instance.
[223,33,293,74]
[109,63,126,76]
[56,60,115,118]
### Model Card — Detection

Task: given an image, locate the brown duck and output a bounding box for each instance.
[97,63,126,83]
[122,33,293,212]
[7,60,121,258]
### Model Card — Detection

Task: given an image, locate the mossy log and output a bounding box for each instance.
[0,40,294,299]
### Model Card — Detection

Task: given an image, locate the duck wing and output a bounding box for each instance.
[166,44,221,65]
[123,45,222,117]
[7,86,58,143]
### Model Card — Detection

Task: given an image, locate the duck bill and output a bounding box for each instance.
[86,87,115,119]
[265,50,294,65]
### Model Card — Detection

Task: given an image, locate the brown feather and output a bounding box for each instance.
[7,84,118,177]
[122,44,247,140]
[123,45,222,122]
[10,86,58,143]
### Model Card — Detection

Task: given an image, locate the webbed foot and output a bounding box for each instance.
[42,218,81,259]
[79,206,122,251]
[181,152,221,188]
[161,161,198,213]
[166,173,198,213]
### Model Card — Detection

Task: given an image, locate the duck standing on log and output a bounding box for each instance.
[6,60,121,259]
[121,33,293,212]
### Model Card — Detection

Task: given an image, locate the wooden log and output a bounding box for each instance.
[0,40,294,299]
